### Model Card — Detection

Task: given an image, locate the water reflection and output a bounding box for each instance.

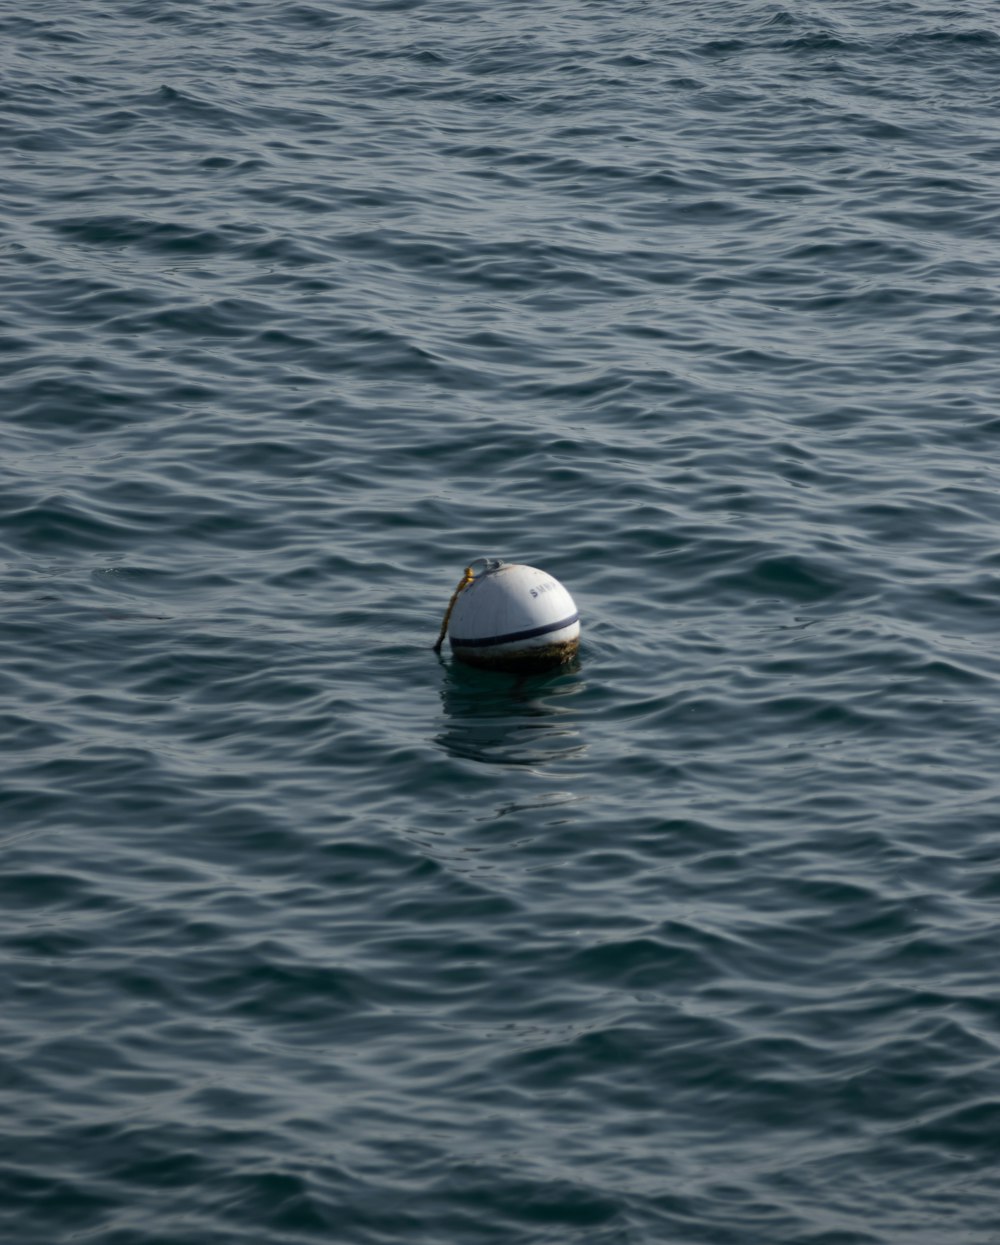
[436,658,587,769]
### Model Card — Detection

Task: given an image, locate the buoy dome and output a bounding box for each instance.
[448,561,580,673]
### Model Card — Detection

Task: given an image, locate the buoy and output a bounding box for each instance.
[434,560,580,673]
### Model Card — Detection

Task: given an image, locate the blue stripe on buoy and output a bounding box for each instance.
[451,612,579,650]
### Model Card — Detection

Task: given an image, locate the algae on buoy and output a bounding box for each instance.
[433,559,580,674]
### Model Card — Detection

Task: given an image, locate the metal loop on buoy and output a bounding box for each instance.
[469,557,506,577]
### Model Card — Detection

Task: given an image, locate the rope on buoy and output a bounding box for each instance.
[433,566,475,653]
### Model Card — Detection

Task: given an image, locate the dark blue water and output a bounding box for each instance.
[4,2,1000,1241]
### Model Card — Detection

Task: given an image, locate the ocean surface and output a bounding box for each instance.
[4,2,1000,1242]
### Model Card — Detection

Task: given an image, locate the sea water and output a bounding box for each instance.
[3,3,1000,1242]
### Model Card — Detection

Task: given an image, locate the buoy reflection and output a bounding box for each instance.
[436,657,587,769]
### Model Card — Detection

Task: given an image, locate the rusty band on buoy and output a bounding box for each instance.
[432,566,475,653]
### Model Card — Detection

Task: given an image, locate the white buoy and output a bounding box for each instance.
[436,560,580,673]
